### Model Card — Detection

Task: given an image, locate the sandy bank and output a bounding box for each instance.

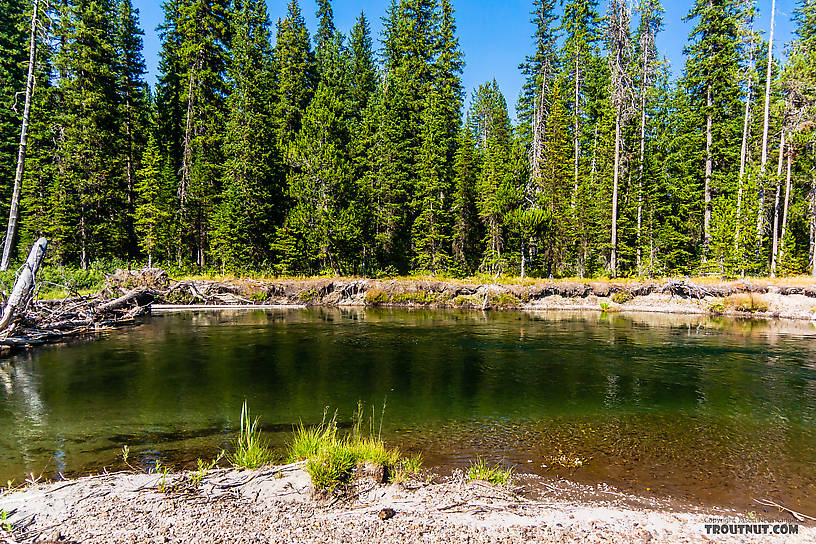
[0,465,812,544]
[122,270,816,321]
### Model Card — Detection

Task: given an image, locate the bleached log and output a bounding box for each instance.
[0,237,47,331]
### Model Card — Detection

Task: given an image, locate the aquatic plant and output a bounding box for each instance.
[228,401,275,469]
[466,458,513,487]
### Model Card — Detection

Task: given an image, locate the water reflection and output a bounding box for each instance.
[0,308,814,512]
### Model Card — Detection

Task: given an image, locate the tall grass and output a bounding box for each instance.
[288,402,419,490]
[228,401,274,469]
[466,458,513,487]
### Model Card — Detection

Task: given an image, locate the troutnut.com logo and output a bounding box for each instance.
[703,518,799,536]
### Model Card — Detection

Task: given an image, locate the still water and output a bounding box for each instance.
[1,308,815,511]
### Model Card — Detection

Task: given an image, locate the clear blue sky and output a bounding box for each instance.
[134,0,796,119]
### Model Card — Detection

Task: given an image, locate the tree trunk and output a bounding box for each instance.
[1,0,40,271]
[756,0,776,256]
[778,152,793,272]
[735,66,752,258]
[0,237,47,331]
[637,68,648,274]
[770,129,785,277]
[703,88,712,264]
[611,111,621,277]
[812,170,816,277]
[572,57,580,212]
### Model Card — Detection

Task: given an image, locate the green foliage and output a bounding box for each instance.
[1,508,13,532]
[1,0,814,280]
[288,404,405,489]
[466,458,513,487]
[365,289,389,305]
[611,291,632,304]
[228,401,275,469]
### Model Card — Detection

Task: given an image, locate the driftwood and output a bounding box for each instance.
[0,240,161,355]
[0,237,47,331]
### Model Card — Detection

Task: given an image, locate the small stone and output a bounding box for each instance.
[378,508,396,521]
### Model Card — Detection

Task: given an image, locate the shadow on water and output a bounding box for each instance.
[1,307,815,513]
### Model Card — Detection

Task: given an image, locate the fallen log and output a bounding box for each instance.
[96,288,158,314]
[0,237,47,331]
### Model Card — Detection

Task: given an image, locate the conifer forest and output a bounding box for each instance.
[1,0,816,279]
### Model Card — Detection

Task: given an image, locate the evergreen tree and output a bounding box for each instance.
[155,0,184,173]
[276,82,358,275]
[0,0,28,217]
[54,0,123,267]
[451,127,482,274]
[470,80,515,273]
[113,0,148,259]
[413,86,452,273]
[273,0,316,148]
[347,12,376,118]
[681,0,746,271]
[211,0,279,270]
[517,0,559,184]
[134,130,173,267]
[176,0,231,267]
[560,0,600,216]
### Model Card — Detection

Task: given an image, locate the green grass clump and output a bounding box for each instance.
[611,291,632,304]
[228,401,275,469]
[1,509,12,532]
[365,289,389,305]
[726,293,769,313]
[288,403,408,490]
[466,458,513,487]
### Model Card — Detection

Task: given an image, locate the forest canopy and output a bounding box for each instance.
[1,0,815,279]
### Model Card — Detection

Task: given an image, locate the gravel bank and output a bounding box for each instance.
[1,466,812,544]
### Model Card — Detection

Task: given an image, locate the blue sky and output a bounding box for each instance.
[134,0,796,119]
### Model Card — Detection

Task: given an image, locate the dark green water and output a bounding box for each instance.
[1,308,815,511]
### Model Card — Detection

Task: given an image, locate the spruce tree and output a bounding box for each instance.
[211,0,279,270]
[681,0,746,271]
[54,0,123,267]
[272,0,316,148]
[113,0,148,260]
[176,0,231,267]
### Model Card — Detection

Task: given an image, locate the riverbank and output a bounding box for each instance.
[116,268,816,321]
[1,464,812,544]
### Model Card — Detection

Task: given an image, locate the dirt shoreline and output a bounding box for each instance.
[1,465,813,544]
[120,271,816,321]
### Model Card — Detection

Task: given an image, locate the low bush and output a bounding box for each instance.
[365,289,389,305]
